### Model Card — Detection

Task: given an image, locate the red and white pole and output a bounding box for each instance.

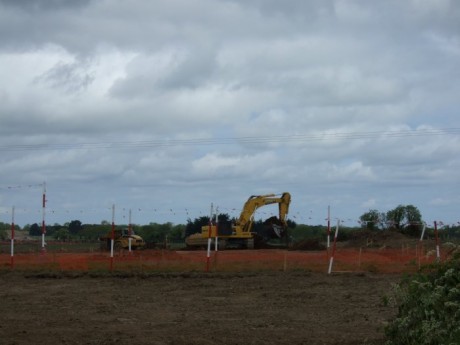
[327,205,331,249]
[41,182,46,252]
[128,208,132,252]
[110,204,115,270]
[420,221,427,241]
[214,207,219,252]
[434,221,440,261]
[206,203,213,272]
[11,206,15,268]
[328,219,340,274]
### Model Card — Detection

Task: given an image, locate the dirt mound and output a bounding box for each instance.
[343,230,416,248]
[291,238,326,251]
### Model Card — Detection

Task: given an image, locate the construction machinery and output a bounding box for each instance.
[185,192,291,249]
[100,228,145,251]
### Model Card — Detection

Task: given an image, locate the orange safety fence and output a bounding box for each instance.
[0,241,446,274]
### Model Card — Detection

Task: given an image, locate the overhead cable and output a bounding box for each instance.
[1,127,459,152]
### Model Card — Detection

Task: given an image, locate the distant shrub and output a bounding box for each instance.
[385,254,460,345]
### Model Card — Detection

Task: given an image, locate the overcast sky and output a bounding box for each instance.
[0,0,459,228]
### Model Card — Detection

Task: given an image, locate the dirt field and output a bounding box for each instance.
[0,271,400,345]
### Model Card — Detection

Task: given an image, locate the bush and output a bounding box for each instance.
[385,254,460,345]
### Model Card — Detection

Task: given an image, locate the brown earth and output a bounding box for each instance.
[0,271,399,345]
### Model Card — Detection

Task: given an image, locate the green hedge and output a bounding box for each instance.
[385,253,460,345]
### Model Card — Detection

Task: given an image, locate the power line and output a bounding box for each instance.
[1,127,459,152]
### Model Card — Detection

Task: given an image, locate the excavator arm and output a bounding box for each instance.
[237,192,291,234]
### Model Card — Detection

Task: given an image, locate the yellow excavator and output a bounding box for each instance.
[185,192,291,249]
[99,228,145,251]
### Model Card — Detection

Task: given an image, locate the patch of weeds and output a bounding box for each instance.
[385,254,460,345]
[366,264,379,273]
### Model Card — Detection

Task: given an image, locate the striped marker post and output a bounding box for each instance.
[434,221,441,262]
[420,222,427,241]
[128,209,132,253]
[214,209,219,252]
[328,220,340,274]
[10,206,15,269]
[206,203,213,272]
[41,182,46,253]
[327,206,331,250]
[110,204,115,271]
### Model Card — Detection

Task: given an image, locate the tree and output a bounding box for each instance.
[386,205,406,230]
[0,223,7,240]
[386,205,422,236]
[185,216,211,237]
[184,214,233,238]
[359,209,382,231]
[286,219,297,229]
[80,223,111,240]
[217,213,231,224]
[53,228,71,241]
[0,221,15,240]
[405,205,422,224]
[68,220,82,235]
[44,223,60,236]
[29,223,41,236]
[402,205,422,236]
[169,224,186,241]
[136,222,172,243]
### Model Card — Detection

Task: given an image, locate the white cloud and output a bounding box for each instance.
[410,0,452,16]
[361,198,377,209]
[430,198,450,206]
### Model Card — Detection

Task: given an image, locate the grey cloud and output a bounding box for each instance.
[1,0,460,227]
[0,0,91,11]
[109,46,218,99]
[35,61,94,93]
[158,49,218,90]
[0,0,92,52]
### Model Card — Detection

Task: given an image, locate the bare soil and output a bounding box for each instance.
[0,271,399,345]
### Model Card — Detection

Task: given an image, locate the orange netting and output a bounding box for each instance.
[0,242,444,273]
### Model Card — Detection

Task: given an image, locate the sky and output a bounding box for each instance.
[0,0,459,228]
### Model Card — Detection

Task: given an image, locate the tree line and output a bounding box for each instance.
[0,220,185,244]
[1,203,459,242]
[359,204,423,234]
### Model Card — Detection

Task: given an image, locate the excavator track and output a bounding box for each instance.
[245,238,254,249]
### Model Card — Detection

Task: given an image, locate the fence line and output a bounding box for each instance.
[0,240,447,273]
